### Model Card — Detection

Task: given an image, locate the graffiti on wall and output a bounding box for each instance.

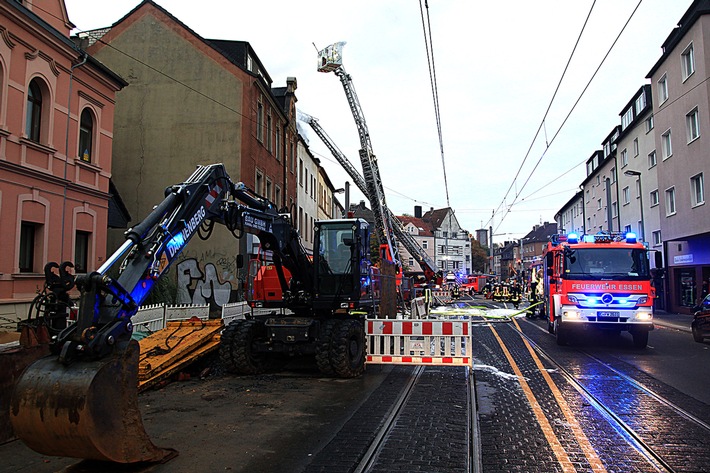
[176,258,232,307]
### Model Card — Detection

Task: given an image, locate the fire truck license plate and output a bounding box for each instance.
[598,311,620,319]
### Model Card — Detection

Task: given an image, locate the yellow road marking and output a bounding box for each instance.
[512,318,608,473]
[488,325,577,473]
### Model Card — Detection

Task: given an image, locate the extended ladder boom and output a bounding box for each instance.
[301,112,438,281]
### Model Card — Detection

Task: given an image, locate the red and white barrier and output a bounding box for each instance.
[365,319,471,367]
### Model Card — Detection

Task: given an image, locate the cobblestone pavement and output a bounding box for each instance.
[304,365,470,473]
[473,321,658,473]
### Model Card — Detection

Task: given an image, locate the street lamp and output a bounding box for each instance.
[624,170,644,242]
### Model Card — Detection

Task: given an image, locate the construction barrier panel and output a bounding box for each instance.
[365,318,471,367]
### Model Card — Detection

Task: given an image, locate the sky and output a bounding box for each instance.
[62,0,692,242]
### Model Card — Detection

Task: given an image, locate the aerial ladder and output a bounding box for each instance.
[316,42,401,274]
[299,110,440,283]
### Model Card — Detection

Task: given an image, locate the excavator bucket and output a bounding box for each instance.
[10,340,176,463]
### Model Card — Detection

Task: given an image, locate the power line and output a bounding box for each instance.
[493,0,645,235]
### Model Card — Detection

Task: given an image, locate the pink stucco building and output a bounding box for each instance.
[0,0,126,319]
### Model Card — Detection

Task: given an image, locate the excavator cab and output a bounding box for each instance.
[313,218,371,310]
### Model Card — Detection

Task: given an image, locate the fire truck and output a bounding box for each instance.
[541,231,655,348]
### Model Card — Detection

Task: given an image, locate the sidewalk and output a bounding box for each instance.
[653,309,693,333]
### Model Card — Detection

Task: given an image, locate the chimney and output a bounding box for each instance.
[414,205,422,218]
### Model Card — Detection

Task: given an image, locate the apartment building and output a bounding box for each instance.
[0,0,125,318]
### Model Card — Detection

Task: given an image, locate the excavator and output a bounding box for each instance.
[10,163,380,463]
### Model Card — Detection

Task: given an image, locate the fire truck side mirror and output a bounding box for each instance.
[545,252,554,268]
[654,252,663,268]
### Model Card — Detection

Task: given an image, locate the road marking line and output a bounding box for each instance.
[488,325,576,473]
[512,318,608,473]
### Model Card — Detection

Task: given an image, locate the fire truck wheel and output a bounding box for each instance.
[554,318,568,346]
[631,329,649,349]
[219,319,280,374]
[331,319,365,378]
[315,318,338,375]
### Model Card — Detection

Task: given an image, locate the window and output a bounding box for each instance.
[691,173,704,207]
[658,74,668,104]
[275,186,281,208]
[266,114,272,152]
[74,231,90,273]
[652,231,662,246]
[299,159,303,186]
[78,108,93,162]
[635,93,647,114]
[256,102,263,142]
[662,130,672,159]
[686,107,700,143]
[633,138,639,156]
[621,149,628,167]
[650,189,659,207]
[665,187,676,216]
[624,225,632,234]
[265,178,272,201]
[19,222,36,272]
[681,43,695,81]
[645,114,654,133]
[612,201,618,218]
[623,186,630,205]
[597,198,602,210]
[25,79,42,142]
[255,170,263,195]
[408,258,414,267]
[422,240,428,249]
[610,167,616,183]
[596,176,600,185]
[622,107,633,129]
[648,150,657,169]
[275,126,281,160]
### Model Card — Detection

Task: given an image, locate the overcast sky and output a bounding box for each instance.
[63,0,691,241]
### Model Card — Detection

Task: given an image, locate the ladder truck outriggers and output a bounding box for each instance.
[541,231,655,348]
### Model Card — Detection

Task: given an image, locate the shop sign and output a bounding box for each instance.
[674,254,694,264]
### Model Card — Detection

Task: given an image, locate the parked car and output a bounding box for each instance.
[691,294,710,343]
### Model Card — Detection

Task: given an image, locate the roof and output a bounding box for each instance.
[397,216,434,236]
[523,222,558,243]
[647,0,710,78]
[421,207,452,229]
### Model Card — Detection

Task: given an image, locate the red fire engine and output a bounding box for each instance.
[541,232,655,348]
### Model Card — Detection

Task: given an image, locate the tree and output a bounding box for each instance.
[470,239,489,273]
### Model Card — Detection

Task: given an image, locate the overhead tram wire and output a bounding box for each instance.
[486,0,597,231]
[492,0,645,235]
[420,0,451,208]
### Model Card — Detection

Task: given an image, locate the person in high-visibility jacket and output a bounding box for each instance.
[423,284,432,313]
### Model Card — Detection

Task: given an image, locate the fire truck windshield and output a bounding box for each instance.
[563,248,650,280]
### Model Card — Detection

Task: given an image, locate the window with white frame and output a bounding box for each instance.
[633,138,639,156]
[665,187,676,215]
[610,167,616,183]
[681,42,695,81]
[650,189,659,207]
[658,74,668,103]
[256,101,264,142]
[686,107,700,143]
[645,114,654,133]
[648,150,657,168]
[652,230,662,246]
[691,173,704,207]
[621,148,628,167]
[623,186,630,205]
[422,240,428,249]
[597,198,602,210]
[635,92,647,114]
[662,130,672,159]
[612,201,618,218]
[622,107,633,129]
[624,224,632,234]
